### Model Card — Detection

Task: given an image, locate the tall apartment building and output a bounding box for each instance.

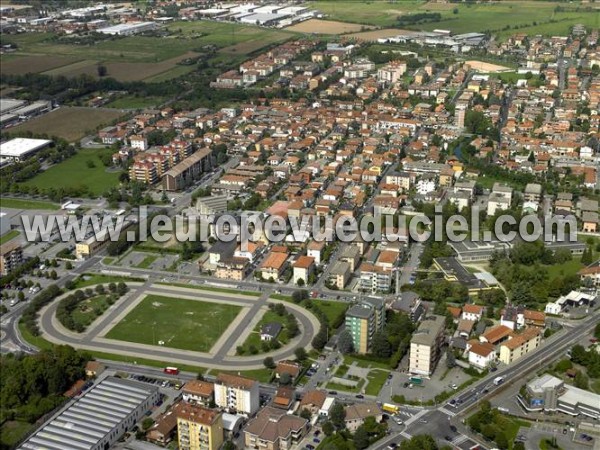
[176,403,223,450]
[409,315,446,376]
[213,373,260,415]
[345,298,386,354]
[0,241,22,276]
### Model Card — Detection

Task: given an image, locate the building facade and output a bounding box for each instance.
[409,315,446,376]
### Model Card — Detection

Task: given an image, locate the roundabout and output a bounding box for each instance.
[36,281,321,370]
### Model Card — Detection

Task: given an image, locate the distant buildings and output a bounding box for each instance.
[409,314,446,376]
[0,137,52,163]
[345,297,385,354]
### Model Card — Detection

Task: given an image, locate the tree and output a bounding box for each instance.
[312,327,328,350]
[292,290,308,303]
[142,417,154,430]
[117,282,128,295]
[294,347,308,362]
[279,372,292,385]
[97,65,107,77]
[353,425,370,450]
[297,278,305,287]
[574,371,589,390]
[50,270,57,280]
[399,435,438,450]
[222,441,236,450]
[65,261,73,270]
[337,329,354,354]
[330,402,346,429]
[371,331,392,358]
[300,408,312,420]
[263,357,276,369]
[18,291,25,302]
[595,323,600,340]
[322,421,335,436]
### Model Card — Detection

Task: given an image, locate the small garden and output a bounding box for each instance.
[236,303,299,355]
[56,282,129,332]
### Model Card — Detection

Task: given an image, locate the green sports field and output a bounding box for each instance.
[105,295,242,352]
[21,148,120,196]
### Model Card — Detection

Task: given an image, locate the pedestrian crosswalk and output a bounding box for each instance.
[400,431,412,439]
[398,410,412,417]
[403,409,428,426]
[438,407,457,417]
[452,435,469,446]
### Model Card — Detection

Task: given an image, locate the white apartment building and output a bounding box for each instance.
[213,373,259,415]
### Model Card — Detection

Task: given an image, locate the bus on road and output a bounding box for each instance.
[164,367,179,375]
[382,403,400,414]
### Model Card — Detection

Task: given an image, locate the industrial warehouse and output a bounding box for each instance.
[19,377,160,450]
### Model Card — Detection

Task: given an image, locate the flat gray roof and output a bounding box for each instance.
[20,377,157,450]
[411,314,445,346]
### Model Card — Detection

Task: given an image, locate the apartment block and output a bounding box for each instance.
[213,373,259,415]
[0,241,22,276]
[409,315,446,376]
[498,327,541,365]
[345,297,385,354]
[176,403,223,450]
[244,406,308,450]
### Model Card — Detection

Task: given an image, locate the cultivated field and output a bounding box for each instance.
[1,55,78,75]
[20,148,121,196]
[2,22,293,80]
[43,52,199,82]
[105,295,242,352]
[286,19,372,34]
[10,106,123,142]
[309,0,599,37]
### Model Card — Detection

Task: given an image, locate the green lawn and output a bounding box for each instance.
[0,230,19,245]
[545,257,584,279]
[365,369,390,396]
[74,274,143,289]
[70,295,111,330]
[311,299,348,327]
[105,295,241,352]
[137,255,158,269]
[18,320,211,375]
[344,354,391,370]
[21,149,121,196]
[215,368,273,383]
[237,309,289,355]
[0,198,59,210]
[0,421,34,448]
[326,378,366,394]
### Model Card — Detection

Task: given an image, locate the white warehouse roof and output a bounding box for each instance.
[0,138,52,159]
[19,376,158,450]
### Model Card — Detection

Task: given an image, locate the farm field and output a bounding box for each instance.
[10,106,123,142]
[286,19,373,34]
[309,1,422,27]
[166,20,294,51]
[1,23,293,80]
[43,52,200,82]
[465,60,513,73]
[105,295,242,352]
[309,1,599,36]
[21,148,121,196]
[1,55,78,75]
